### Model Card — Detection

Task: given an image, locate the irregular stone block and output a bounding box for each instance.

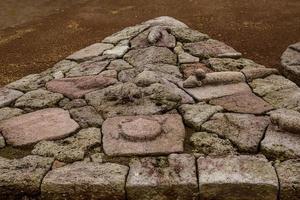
[46,74,117,99]
[0,155,54,199]
[70,106,103,128]
[202,113,270,152]
[32,128,101,163]
[261,125,300,161]
[7,74,53,92]
[270,108,300,134]
[209,92,273,114]
[0,108,79,146]
[183,39,242,59]
[170,27,209,43]
[180,63,213,79]
[14,89,63,109]
[66,60,109,77]
[0,134,5,148]
[127,154,198,200]
[107,59,133,71]
[207,58,264,72]
[197,155,278,200]
[179,102,223,130]
[242,68,279,82]
[276,159,300,200]
[201,71,245,85]
[102,114,185,156]
[178,52,199,64]
[0,107,24,121]
[281,43,300,66]
[103,45,129,58]
[62,99,87,110]
[142,16,188,28]
[66,43,113,61]
[41,162,128,200]
[0,88,23,108]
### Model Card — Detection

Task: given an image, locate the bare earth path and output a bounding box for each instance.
[0,0,300,86]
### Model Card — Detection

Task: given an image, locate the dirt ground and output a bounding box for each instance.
[0,0,299,86]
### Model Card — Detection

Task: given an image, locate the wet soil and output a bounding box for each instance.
[0,0,300,86]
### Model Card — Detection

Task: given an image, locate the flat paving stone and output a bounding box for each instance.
[0,155,54,199]
[270,108,300,134]
[0,107,24,121]
[41,161,129,200]
[170,27,209,43]
[276,159,300,200]
[207,58,264,72]
[66,60,109,77]
[102,114,185,156]
[69,106,103,128]
[46,74,117,99]
[202,113,270,152]
[107,59,133,71]
[0,88,23,108]
[126,154,198,200]
[197,155,278,200]
[7,74,53,92]
[0,108,79,146]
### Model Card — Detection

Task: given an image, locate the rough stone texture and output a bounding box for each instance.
[41,162,129,200]
[46,74,117,99]
[179,102,223,130]
[270,108,300,134]
[242,68,279,82]
[103,45,129,58]
[62,99,87,110]
[124,46,177,67]
[32,128,101,163]
[0,107,24,121]
[201,71,245,85]
[0,88,23,108]
[209,92,273,114]
[0,155,54,199]
[276,159,300,200]
[107,59,133,71]
[142,16,188,28]
[178,52,200,64]
[180,63,213,79]
[66,43,113,61]
[70,106,103,128]
[197,155,278,200]
[0,134,5,148]
[102,114,185,156]
[207,58,264,72]
[202,113,270,152]
[0,108,79,146]
[14,89,63,109]
[261,125,300,161]
[170,27,209,43]
[66,60,109,77]
[190,132,236,156]
[7,74,53,92]
[183,39,242,59]
[127,154,198,200]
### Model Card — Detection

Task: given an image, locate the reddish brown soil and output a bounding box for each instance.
[0,0,300,86]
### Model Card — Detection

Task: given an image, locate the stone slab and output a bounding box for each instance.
[0,88,23,108]
[66,60,109,77]
[0,107,24,121]
[207,58,264,72]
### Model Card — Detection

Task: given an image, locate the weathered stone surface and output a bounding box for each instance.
[107,59,133,71]
[0,88,23,107]
[7,74,53,92]
[281,43,300,86]
[179,102,223,130]
[62,99,87,110]
[180,63,213,79]
[0,155,54,199]
[209,92,273,114]
[270,108,300,134]
[190,132,236,156]
[0,107,24,121]
[142,16,188,28]
[242,68,279,82]
[41,162,129,200]
[70,106,103,128]
[66,60,109,77]
[183,39,242,59]
[207,58,264,72]
[197,155,278,200]
[32,128,101,163]
[202,113,270,152]
[102,24,149,44]
[48,59,79,75]
[66,43,113,61]
[162,79,195,104]
[14,89,63,109]
[276,159,300,200]
[103,45,129,58]
[102,114,185,156]
[170,27,209,43]
[127,154,198,200]
[178,52,200,64]
[0,134,5,148]
[201,71,245,85]
[134,70,161,86]
[124,46,177,67]
[100,69,118,79]
[261,125,300,161]
[0,108,79,146]
[182,75,202,88]
[46,74,117,99]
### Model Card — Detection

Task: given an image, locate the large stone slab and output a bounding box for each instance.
[7,74,53,92]
[126,154,198,200]
[0,108,79,146]
[276,159,300,200]
[46,74,117,99]
[270,108,300,134]
[207,58,264,72]
[170,27,209,43]
[197,155,278,200]
[41,162,129,200]
[0,155,54,199]
[102,114,185,156]
[66,60,109,77]
[202,113,270,152]
[0,88,23,108]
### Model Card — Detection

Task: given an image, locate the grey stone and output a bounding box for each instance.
[107,59,133,71]
[70,106,103,128]
[207,58,264,72]
[281,44,300,66]
[0,88,23,108]
[62,99,87,110]
[202,113,270,152]
[7,74,53,92]
[0,107,24,121]
[0,155,54,199]
[182,75,202,88]
[99,69,118,79]
[32,128,101,163]
[179,102,223,130]
[15,89,63,109]
[47,59,79,75]
[197,155,278,200]
[201,71,245,85]
[242,68,279,82]
[178,52,200,64]
[66,60,109,77]
[270,108,300,134]
[41,162,128,200]
[103,45,129,58]
[170,27,209,43]
[127,154,198,200]
[134,70,161,86]
[0,134,5,148]
[118,68,138,82]
[142,16,188,28]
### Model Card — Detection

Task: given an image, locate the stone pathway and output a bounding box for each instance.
[0,16,299,200]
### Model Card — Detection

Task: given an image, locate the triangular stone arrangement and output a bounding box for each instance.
[0,16,299,200]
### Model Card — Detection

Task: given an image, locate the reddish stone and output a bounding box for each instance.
[180,63,213,79]
[0,108,79,146]
[46,75,117,99]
